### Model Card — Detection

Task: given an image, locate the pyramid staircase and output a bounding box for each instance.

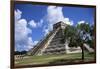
[28,21,82,55]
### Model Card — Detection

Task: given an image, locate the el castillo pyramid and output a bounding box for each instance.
[27,21,84,55]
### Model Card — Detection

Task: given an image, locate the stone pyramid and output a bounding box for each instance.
[28,21,82,55]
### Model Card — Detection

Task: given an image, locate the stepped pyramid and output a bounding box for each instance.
[28,21,82,55]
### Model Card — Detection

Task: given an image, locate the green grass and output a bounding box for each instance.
[15,52,95,66]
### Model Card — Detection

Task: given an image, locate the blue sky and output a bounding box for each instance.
[14,3,95,51]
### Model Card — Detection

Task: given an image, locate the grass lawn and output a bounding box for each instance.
[15,52,95,66]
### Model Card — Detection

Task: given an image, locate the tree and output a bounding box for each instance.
[87,25,95,49]
[64,25,84,60]
[64,25,77,42]
[21,50,27,55]
[77,23,91,60]
[64,23,91,61]
[15,51,20,55]
[14,50,27,55]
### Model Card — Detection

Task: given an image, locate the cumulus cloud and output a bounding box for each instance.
[46,6,73,25]
[15,18,32,42]
[15,9,34,51]
[37,19,43,27]
[15,9,22,20]
[43,26,49,36]
[27,40,38,49]
[15,9,44,51]
[33,41,39,45]
[78,20,88,25]
[47,6,63,24]
[44,29,49,36]
[78,20,85,25]
[27,37,39,50]
[29,20,37,28]
[42,6,73,36]
[27,37,37,49]
[63,18,73,25]
[28,19,43,28]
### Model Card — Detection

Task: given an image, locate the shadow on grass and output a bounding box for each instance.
[48,58,83,64]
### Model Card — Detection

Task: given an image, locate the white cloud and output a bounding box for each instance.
[15,9,44,51]
[15,9,34,51]
[27,37,35,49]
[15,18,32,42]
[27,37,39,50]
[43,26,49,36]
[44,28,49,36]
[29,19,43,28]
[42,6,73,36]
[28,37,34,45]
[33,41,38,46]
[64,18,73,25]
[46,6,73,31]
[78,20,88,25]
[29,20,37,28]
[78,20,85,25]
[37,19,43,27]
[15,9,22,20]
[47,6,63,24]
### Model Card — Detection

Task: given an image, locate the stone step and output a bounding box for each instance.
[47,44,65,48]
[50,38,63,43]
[83,43,94,52]
[44,48,66,52]
[43,50,66,55]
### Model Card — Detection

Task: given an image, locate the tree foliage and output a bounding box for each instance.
[15,50,27,55]
[64,22,95,60]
